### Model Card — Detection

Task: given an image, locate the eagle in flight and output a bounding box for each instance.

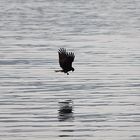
[55,48,75,75]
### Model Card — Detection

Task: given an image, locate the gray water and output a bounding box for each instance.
[0,0,140,140]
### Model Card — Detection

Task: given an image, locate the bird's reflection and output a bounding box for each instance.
[58,100,74,121]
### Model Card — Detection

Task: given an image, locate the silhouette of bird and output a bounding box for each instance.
[59,100,73,114]
[55,48,75,75]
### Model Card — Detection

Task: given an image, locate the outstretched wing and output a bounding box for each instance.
[58,48,75,70]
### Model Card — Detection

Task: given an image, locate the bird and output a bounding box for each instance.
[55,48,75,75]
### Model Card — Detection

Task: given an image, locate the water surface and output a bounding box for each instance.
[0,0,140,140]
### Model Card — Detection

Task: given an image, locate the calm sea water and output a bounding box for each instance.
[0,0,140,140]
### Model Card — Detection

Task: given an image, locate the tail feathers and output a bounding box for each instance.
[55,70,63,72]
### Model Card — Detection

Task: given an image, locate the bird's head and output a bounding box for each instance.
[71,67,75,72]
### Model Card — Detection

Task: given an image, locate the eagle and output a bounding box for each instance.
[55,48,75,75]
